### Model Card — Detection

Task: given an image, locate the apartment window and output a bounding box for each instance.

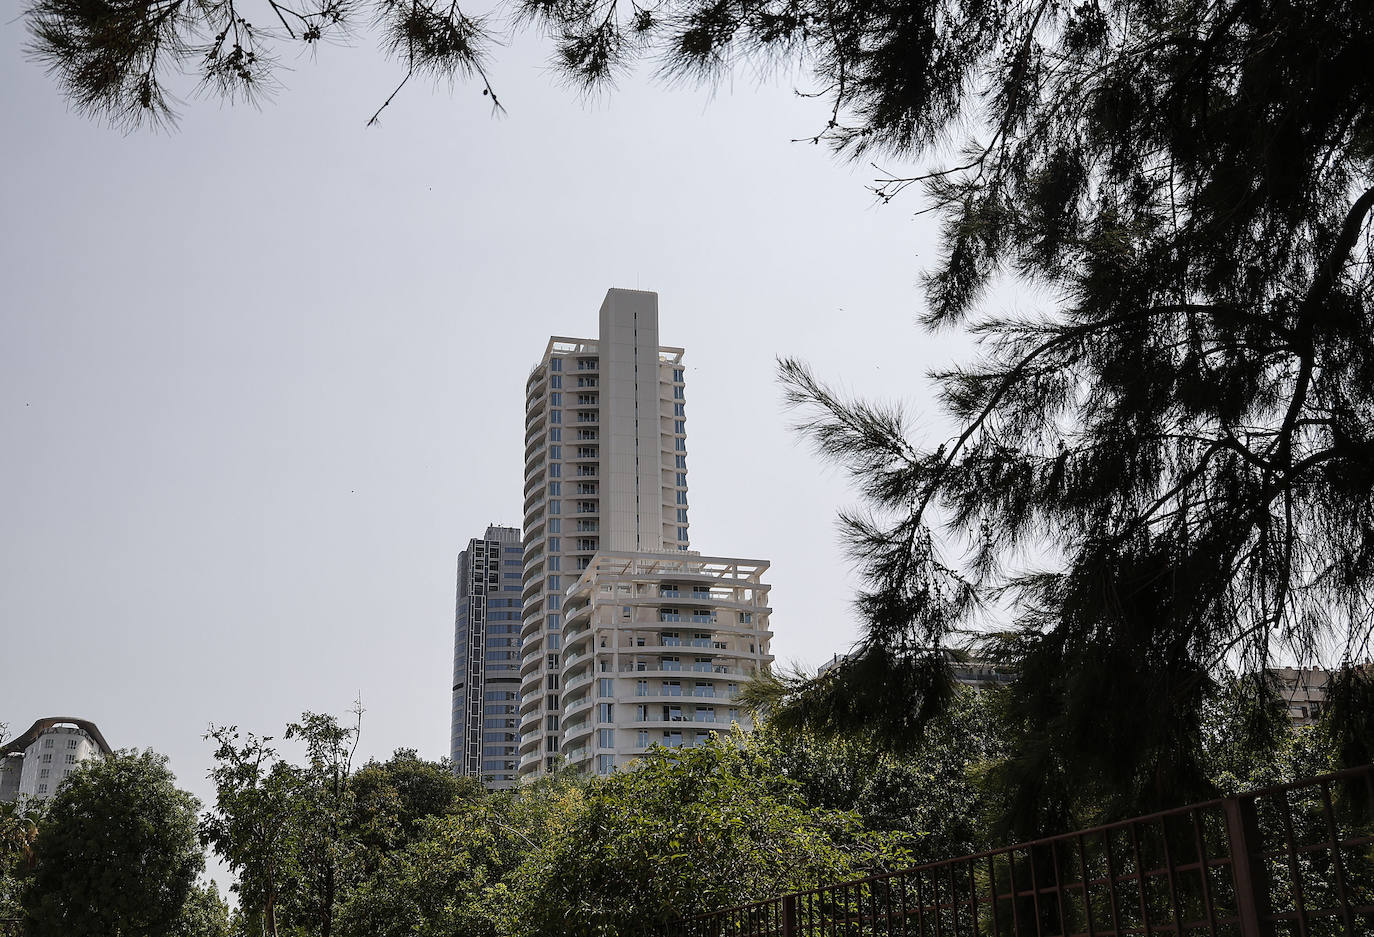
[637,730,649,747]
[549,555,560,571]
[550,374,562,388]
[662,657,682,672]
[598,678,614,697]
[547,694,559,711]
[548,575,560,590]
[662,730,683,746]
[548,634,561,649]
[598,729,615,748]
[550,358,562,371]
[547,674,559,690]
[65,753,75,764]
[729,709,740,722]
[547,715,560,731]
[598,755,616,774]
[550,409,561,423]
[674,386,685,400]
[551,392,562,406]
[622,605,631,619]
[694,682,713,698]
[675,455,687,468]
[678,527,689,541]
[676,508,688,523]
[36,785,47,794]
[675,472,687,487]
[549,464,561,478]
[740,612,753,624]
[549,428,562,442]
[549,481,561,495]
[635,679,648,697]
[546,737,559,753]
[549,501,561,514]
[42,754,51,763]
[549,595,561,610]
[549,518,561,532]
[549,537,560,552]
[66,740,78,750]
[39,769,49,779]
[598,703,613,723]
[674,438,686,451]
[676,491,688,505]
[663,681,682,696]
[673,368,685,382]
[674,420,686,434]
[550,445,561,459]
[674,403,685,416]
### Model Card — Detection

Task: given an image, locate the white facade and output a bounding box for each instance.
[0,720,108,802]
[558,552,774,774]
[519,289,692,779]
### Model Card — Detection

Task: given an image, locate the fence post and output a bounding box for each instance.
[782,894,798,937]
[1222,795,1272,937]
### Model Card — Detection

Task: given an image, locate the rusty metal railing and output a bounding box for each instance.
[665,764,1374,937]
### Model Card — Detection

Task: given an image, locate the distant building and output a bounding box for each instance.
[516,288,777,780]
[0,717,112,802]
[1266,666,1331,727]
[557,551,774,775]
[818,650,1016,689]
[451,525,525,789]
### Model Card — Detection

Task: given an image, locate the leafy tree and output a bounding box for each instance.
[0,799,42,922]
[346,748,482,868]
[744,687,1010,864]
[512,734,913,936]
[174,882,233,937]
[335,808,512,937]
[281,710,361,937]
[22,749,204,937]
[201,726,300,937]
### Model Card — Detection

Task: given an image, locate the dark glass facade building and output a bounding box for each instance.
[450,525,524,788]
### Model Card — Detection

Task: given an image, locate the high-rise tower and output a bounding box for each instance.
[451,525,524,788]
[518,289,691,778]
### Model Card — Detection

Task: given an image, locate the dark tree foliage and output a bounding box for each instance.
[754,0,1374,827]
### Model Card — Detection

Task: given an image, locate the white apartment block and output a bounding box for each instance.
[519,289,694,778]
[0,717,111,802]
[559,552,774,774]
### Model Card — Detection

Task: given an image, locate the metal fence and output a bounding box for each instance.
[666,764,1374,937]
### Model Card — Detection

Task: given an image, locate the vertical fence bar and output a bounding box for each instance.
[783,894,798,937]
[1221,795,1272,937]
[1316,780,1355,936]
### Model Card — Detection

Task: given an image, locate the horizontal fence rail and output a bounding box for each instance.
[665,764,1374,937]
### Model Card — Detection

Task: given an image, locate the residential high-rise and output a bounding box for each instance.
[518,289,694,779]
[558,552,774,775]
[450,525,524,788]
[1,717,112,802]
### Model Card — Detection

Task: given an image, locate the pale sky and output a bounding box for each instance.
[0,15,974,813]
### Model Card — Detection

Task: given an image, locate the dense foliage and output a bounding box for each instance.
[3,697,1361,936]
[21,749,206,937]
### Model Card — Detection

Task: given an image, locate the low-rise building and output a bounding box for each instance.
[0,717,112,802]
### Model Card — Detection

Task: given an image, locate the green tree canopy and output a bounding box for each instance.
[22,749,204,937]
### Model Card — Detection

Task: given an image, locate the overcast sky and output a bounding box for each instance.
[0,16,975,812]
